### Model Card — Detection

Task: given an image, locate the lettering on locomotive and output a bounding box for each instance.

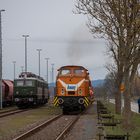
[67,85,76,91]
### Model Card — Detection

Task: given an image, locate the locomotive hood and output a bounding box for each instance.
[57,78,86,91]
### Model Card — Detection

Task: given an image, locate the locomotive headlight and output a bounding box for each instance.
[61,88,65,95]
[78,89,82,95]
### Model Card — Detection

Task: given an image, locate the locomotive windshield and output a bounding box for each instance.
[16,81,24,86]
[60,69,71,75]
[15,80,34,86]
[25,80,33,86]
[74,69,84,75]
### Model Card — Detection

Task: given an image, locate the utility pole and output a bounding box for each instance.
[45,58,49,83]
[0,9,5,109]
[13,61,16,79]
[36,49,42,76]
[22,35,29,73]
[51,63,54,84]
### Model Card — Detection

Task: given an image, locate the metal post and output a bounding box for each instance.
[37,49,42,76]
[51,63,54,83]
[13,61,16,79]
[22,35,29,73]
[50,71,51,83]
[45,58,49,83]
[0,9,5,109]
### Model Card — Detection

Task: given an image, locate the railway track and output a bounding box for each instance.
[13,107,91,140]
[13,114,63,140]
[0,105,48,118]
[0,108,17,114]
[55,114,80,140]
[0,109,29,118]
[13,114,80,140]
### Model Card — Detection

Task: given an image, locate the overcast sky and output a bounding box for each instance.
[0,0,109,82]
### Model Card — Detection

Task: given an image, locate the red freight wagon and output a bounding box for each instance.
[2,80,13,106]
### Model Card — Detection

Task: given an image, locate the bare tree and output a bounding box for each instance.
[104,64,122,113]
[76,0,140,127]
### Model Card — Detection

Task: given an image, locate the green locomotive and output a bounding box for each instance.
[14,72,49,108]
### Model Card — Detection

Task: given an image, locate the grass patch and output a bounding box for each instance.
[101,102,140,140]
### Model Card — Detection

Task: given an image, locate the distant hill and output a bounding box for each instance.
[92,79,105,87]
[49,79,104,87]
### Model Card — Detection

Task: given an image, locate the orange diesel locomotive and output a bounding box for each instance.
[54,65,94,113]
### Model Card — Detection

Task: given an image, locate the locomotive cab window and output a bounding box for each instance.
[60,69,71,75]
[15,80,34,86]
[25,80,33,86]
[16,80,24,86]
[74,69,84,75]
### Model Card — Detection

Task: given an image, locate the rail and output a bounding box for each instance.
[55,114,80,140]
[13,114,62,140]
[0,109,28,118]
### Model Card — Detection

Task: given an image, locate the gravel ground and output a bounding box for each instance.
[0,105,62,140]
[66,102,98,140]
[25,115,76,140]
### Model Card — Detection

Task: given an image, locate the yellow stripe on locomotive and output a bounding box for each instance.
[53,97,59,106]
